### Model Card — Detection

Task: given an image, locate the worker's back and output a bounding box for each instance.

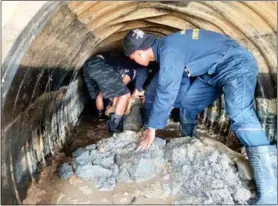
[160,29,236,77]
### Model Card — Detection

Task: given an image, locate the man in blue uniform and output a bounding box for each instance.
[122,28,277,204]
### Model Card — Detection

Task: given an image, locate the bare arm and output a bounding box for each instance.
[122,74,131,85]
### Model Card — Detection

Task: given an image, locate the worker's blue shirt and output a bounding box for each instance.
[147,29,243,129]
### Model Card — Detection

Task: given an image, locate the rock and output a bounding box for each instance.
[96,131,138,154]
[153,137,166,148]
[166,137,192,150]
[123,103,142,131]
[186,145,196,162]
[171,181,182,195]
[111,165,119,177]
[59,129,253,203]
[72,147,85,157]
[74,150,93,165]
[233,185,252,204]
[90,149,111,160]
[166,139,253,204]
[172,146,187,166]
[85,144,96,150]
[93,155,115,168]
[117,168,132,182]
[59,163,74,179]
[208,151,219,163]
[75,164,112,179]
[95,177,116,191]
[132,159,156,182]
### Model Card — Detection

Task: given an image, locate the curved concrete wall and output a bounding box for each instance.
[1,1,277,204]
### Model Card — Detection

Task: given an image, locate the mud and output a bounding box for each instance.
[58,130,254,204]
[23,103,255,204]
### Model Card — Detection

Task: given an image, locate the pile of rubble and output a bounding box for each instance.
[59,131,253,204]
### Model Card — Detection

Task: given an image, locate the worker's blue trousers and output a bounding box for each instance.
[144,51,270,147]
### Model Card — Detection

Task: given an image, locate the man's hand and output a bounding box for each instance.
[136,128,156,151]
[132,89,145,99]
[131,89,139,99]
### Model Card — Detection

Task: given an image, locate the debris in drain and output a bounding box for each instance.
[59,130,254,204]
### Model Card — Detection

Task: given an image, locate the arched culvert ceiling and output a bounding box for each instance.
[1,1,277,204]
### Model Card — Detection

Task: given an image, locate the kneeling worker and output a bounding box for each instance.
[83,51,143,133]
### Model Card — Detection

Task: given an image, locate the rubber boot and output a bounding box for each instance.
[246,145,277,205]
[108,113,124,133]
[97,110,106,120]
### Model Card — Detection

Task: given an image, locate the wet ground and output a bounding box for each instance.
[64,101,181,154]
[23,157,174,204]
[23,101,248,204]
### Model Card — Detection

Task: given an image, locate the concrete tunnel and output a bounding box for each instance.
[1,1,277,204]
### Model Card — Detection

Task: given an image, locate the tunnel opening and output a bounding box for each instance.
[2,1,277,204]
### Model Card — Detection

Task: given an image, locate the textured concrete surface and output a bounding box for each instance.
[58,131,254,204]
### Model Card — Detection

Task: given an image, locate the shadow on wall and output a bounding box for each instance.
[1,66,88,204]
[2,66,78,127]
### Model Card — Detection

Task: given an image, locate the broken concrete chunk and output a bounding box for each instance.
[153,137,166,148]
[166,137,192,150]
[233,185,252,204]
[59,163,74,179]
[75,164,112,179]
[117,168,132,182]
[172,146,187,166]
[120,143,137,154]
[132,159,156,182]
[151,148,164,160]
[208,151,219,163]
[97,131,138,153]
[111,165,119,177]
[95,177,116,191]
[93,155,115,168]
[123,103,142,131]
[171,181,183,196]
[59,129,253,204]
[72,147,85,157]
[186,144,196,162]
[95,177,106,188]
[85,144,96,150]
[74,150,92,165]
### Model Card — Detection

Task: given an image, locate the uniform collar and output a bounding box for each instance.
[151,38,161,62]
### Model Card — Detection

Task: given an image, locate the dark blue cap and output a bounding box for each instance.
[123,29,156,56]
